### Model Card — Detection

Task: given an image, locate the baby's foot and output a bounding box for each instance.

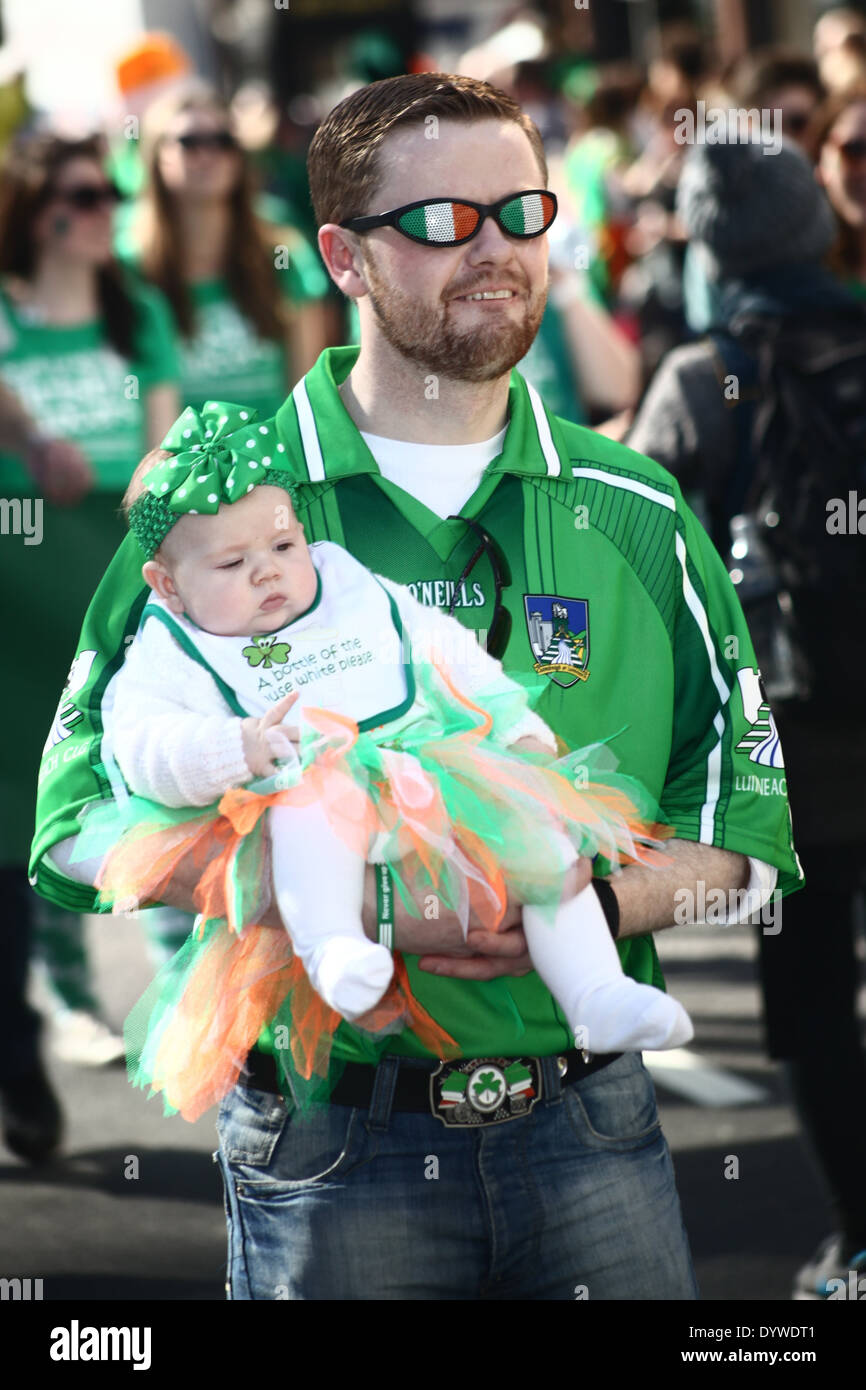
[572,980,693,1055]
[307,937,394,1021]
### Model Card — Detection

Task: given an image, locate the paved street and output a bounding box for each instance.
[1,912,862,1302]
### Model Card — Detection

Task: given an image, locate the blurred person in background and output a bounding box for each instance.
[468,57,641,430]
[230,81,346,348]
[0,130,179,1105]
[488,58,570,154]
[562,62,643,307]
[726,46,825,148]
[518,209,641,432]
[617,52,698,383]
[230,81,317,240]
[819,31,866,93]
[624,52,699,199]
[130,83,332,417]
[810,82,866,297]
[108,31,193,209]
[0,54,30,160]
[628,137,866,1300]
[814,5,866,88]
[0,378,84,1160]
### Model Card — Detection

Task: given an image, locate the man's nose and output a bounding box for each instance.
[465,214,517,262]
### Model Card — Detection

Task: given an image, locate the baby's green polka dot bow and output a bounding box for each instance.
[145,401,287,514]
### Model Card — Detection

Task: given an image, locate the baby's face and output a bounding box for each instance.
[155,485,318,635]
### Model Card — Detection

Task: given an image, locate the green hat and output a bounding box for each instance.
[128,401,300,559]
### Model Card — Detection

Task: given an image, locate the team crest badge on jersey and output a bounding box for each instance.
[524,595,589,688]
[734,667,785,768]
[43,649,98,752]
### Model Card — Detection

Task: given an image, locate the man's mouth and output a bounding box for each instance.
[453,289,519,301]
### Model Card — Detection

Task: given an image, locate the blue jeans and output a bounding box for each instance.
[214,1051,699,1300]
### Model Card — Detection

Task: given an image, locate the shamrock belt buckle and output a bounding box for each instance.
[429,1056,543,1127]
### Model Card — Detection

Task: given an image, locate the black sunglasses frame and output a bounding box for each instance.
[175,131,238,152]
[50,181,124,211]
[445,515,512,660]
[835,138,866,161]
[341,189,558,247]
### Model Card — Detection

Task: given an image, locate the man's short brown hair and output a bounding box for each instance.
[306,72,548,229]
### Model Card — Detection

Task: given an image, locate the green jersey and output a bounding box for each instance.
[30,345,802,1062]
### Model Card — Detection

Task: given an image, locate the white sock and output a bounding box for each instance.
[305,936,395,1022]
[523,883,693,1053]
[270,802,393,1020]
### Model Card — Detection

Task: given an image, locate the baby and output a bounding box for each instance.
[102,405,693,1061]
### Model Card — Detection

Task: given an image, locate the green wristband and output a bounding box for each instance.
[376,863,394,949]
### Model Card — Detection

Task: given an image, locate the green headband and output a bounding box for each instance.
[128,401,300,559]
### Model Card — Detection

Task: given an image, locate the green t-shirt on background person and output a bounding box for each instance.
[0,276,179,865]
[115,192,330,419]
[0,279,178,495]
[175,256,327,420]
[518,302,588,426]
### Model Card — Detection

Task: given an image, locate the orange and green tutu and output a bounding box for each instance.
[73,659,670,1121]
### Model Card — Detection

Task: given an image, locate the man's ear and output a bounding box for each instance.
[142,560,184,615]
[318,224,369,298]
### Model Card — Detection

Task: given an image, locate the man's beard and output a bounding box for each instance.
[361,248,548,382]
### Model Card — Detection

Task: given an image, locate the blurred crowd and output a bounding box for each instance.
[0,1,864,1301]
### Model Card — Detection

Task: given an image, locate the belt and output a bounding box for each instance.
[243,1046,622,1127]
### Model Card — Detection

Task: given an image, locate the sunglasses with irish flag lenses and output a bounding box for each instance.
[341,190,557,247]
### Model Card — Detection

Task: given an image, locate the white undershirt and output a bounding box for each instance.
[360,425,508,519]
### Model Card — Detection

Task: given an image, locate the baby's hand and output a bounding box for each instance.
[241,692,300,778]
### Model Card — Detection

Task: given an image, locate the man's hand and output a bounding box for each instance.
[419,921,533,980]
[359,854,593,980]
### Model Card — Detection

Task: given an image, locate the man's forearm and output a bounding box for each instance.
[155,857,492,949]
[606,839,749,938]
[148,842,745,959]
[361,860,480,955]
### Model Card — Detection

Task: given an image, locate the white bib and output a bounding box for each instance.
[143,541,414,730]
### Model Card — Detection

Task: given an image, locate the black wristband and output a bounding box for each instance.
[592,877,620,940]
